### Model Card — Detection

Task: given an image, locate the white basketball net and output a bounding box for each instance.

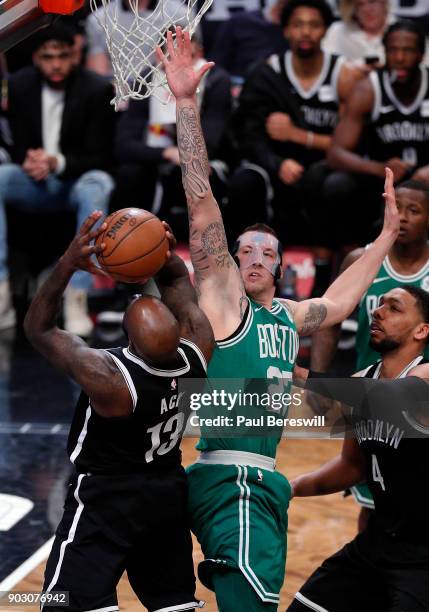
[89,0,213,109]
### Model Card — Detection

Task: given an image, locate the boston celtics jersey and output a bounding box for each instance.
[356,254,429,369]
[197,297,299,458]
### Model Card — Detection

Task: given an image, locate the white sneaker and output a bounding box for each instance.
[0,279,16,331]
[64,288,93,337]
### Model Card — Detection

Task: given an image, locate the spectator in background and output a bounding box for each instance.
[227,0,360,291]
[323,0,394,65]
[323,0,429,67]
[0,53,11,166]
[209,0,288,88]
[323,20,429,254]
[0,23,115,335]
[86,0,190,77]
[113,33,232,241]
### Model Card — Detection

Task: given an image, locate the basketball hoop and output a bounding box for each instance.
[0,0,84,52]
[88,0,214,110]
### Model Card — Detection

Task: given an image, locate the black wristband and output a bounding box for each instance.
[308,370,331,379]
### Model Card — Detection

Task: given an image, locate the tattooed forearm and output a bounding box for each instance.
[177,104,210,203]
[239,292,248,320]
[201,222,228,255]
[215,253,233,269]
[300,302,328,335]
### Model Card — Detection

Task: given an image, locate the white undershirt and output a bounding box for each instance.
[41,84,66,174]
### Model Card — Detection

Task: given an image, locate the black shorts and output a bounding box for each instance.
[42,466,202,612]
[287,531,429,612]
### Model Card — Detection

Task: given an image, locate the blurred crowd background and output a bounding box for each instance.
[0,0,428,338]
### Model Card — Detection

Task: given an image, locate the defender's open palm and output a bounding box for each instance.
[155,26,214,99]
[381,167,400,238]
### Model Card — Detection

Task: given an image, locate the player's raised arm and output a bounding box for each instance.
[156,27,245,334]
[24,212,132,417]
[283,168,400,335]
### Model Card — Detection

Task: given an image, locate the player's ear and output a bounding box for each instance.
[414,323,429,342]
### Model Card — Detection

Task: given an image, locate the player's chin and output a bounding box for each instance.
[244,276,273,295]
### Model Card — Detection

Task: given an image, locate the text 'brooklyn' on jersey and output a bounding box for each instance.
[67,339,207,474]
[368,66,429,168]
[353,358,429,549]
[267,50,344,166]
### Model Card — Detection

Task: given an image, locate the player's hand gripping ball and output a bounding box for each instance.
[95,208,168,283]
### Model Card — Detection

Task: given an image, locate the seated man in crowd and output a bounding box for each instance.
[113,32,232,242]
[228,0,360,291]
[323,20,429,251]
[0,23,115,336]
[209,0,288,87]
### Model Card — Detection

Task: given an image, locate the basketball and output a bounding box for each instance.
[96,208,168,283]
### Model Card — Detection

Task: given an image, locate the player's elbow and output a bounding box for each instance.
[327,144,343,169]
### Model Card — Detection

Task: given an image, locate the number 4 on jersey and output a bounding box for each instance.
[372,453,386,491]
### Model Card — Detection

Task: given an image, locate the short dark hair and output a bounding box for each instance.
[396,179,429,208]
[241,223,279,239]
[383,20,426,55]
[401,285,429,324]
[280,0,334,28]
[32,22,74,51]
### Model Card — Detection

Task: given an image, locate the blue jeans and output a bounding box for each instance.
[0,165,114,289]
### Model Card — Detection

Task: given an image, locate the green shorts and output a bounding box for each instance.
[186,460,292,605]
[350,483,375,509]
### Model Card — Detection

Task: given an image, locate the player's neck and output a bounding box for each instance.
[389,240,429,273]
[379,347,423,379]
[292,50,324,80]
[392,69,422,105]
[249,289,276,310]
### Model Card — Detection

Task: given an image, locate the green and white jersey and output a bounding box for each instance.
[356,254,429,370]
[197,297,299,458]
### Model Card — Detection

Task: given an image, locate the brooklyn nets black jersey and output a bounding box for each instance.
[367,66,429,167]
[67,339,207,474]
[267,50,344,164]
[356,357,429,545]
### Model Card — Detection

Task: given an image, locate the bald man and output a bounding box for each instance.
[24,212,214,612]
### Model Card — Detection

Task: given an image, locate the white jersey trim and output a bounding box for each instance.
[350,485,375,509]
[294,591,330,611]
[355,355,424,379]
[41,474,86,610]
[383,254,429,283]
[152,602,204,612]
[179,337,207,373]
[83,607,119,612]
[69,405,91,464]
[216,301,254,348]
[369,70,382,122]
[285,50,331,100]
[196,450,275,471]
[122,347,190,377]
[383,65,428,116]
[275,298,296,326]
[236,466,280,603]
[105,351,138,411]
[331,55,345,102]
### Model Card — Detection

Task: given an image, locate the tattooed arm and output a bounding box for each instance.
[280,168,399,336]
[156,27,245,339]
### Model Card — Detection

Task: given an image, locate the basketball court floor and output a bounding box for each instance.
[0,326,359,611]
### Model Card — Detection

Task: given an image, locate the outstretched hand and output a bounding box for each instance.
[155,26,214,100]
[61,211,108,277]
[381,167,400,238]
[162,220,177,261]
